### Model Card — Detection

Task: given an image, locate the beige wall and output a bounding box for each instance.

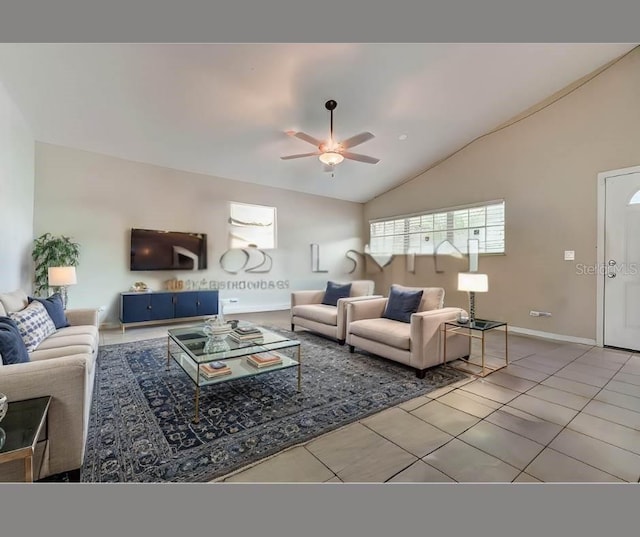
[0,81,34,292]
[364,47,640,341]
[35,143,365,325]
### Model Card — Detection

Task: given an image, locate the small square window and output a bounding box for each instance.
[229,202,277,249]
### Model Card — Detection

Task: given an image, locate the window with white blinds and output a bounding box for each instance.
[369,200,505,255]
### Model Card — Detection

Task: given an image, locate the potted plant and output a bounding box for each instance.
[32,233,80,296]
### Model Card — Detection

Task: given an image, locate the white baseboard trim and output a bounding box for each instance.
[223,303,290,315]
[508,325,597,346]
[99,303,291,331]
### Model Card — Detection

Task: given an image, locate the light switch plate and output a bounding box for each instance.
[564,250,575,261]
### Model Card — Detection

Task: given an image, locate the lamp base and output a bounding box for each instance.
[468,291,476,324]
[54,286,69,309]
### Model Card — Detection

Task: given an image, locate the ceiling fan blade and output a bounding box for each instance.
[342,151,380,164]
[340,132,375,149]
[280,152,320,160]
[293,132,323,147]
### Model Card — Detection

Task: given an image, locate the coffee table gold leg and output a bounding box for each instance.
[193,385,200,424]
[297,346,302,392]
[25,454,33,482]
[481,333,486,377]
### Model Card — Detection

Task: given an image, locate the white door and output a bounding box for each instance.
[604,172,640,350]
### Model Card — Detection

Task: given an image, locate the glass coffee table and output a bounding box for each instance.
[167,323,301,423]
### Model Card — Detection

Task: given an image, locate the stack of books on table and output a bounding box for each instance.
[200,361,232,379]
[229,326,263,342]
[247,352,283,369]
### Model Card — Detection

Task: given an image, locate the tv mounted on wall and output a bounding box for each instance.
[130,228,208,271]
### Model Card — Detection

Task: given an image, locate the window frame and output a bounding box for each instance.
[228,201,278,250]
[368,199,506,256]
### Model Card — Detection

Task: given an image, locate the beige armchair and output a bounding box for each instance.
[291,280,380,345]
[346,286,470,378]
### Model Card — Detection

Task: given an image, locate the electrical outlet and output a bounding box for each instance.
[530,310,552,317]
[564,250,575,261]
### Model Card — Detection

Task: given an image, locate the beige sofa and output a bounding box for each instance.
[291,280,381,344]
[346,286,470,378]
[0,289,99,482]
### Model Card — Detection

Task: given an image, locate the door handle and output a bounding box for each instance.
[607,272,617,278]
[608,259,617,266]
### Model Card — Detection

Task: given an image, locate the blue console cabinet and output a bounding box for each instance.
[120,290,218,332]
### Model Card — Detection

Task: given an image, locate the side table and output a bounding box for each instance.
[0,396,51,482]
[443,319,508,378]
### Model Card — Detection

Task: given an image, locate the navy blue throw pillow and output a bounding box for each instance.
[0,316,30,365]
[28,293,70,329]
[383,285,424,323]
[321,281,352,307]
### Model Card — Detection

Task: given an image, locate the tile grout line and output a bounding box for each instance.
[99,325,638,482]
[516,350,636,482]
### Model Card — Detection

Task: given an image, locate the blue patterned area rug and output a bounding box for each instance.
[81,329,467,482]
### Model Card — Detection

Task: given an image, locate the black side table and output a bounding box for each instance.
[443,319,508,378]
[0,396,51,482]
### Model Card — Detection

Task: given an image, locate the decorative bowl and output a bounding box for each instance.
[0,392,7,424]
[203,316,232,340]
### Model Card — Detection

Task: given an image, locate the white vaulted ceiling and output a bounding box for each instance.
[0,43,635,202]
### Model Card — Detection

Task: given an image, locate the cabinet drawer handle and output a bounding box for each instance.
[147,305,152,310]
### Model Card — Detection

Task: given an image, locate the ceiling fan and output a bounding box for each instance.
[281,99,380,171]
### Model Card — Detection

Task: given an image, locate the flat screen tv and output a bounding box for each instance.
[130,228,208,271]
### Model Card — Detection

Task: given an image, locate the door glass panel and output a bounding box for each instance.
[629,190,640,205]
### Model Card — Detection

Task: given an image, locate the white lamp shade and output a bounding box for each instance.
[458,272,488,293]
[48,266,77,286]
[318,152,344,166]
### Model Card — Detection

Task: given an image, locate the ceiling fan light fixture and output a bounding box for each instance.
[318,151,344,166]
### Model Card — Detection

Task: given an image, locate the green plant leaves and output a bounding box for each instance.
[32,233,80,296]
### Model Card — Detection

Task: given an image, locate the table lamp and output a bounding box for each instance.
[457,272,488,325]
[48,266,77,309]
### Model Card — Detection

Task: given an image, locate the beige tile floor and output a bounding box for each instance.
[100,312,640,483]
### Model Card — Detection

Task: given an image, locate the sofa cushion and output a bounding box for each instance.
[48,325,99,339]
[35,333,96,352]
[28,293,70,329]
[8,301,57,352]
[0,302,6,316]
[292,304,338,326]
[349,318,412,350]
[0,289,28,313]
[30,344,95,362]
[0,317,30,365]
[418,287,445,312]
[321,281,352,307]
[383,285,424,323]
